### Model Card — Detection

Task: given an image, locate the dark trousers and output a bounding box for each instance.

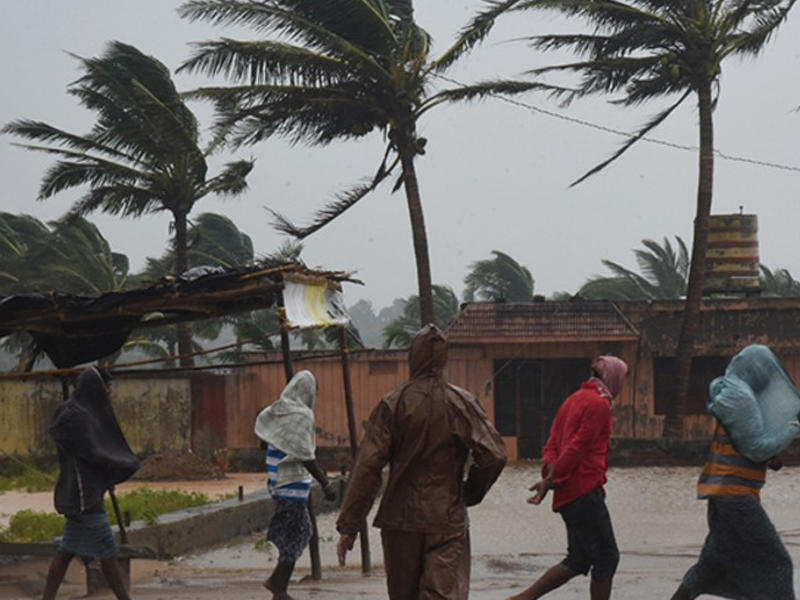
[559,488,620,580]
[381,527,471,600]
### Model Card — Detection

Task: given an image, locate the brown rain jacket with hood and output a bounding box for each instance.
[337,324,507,536]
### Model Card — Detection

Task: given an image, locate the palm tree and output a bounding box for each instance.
[37,219,130,295]
[383,284,460,348]
[0,213,131,368]
[129,212,255,363]
[463,250,534,302]
[0,213,52,293]
[760,265,800,297]
[0,212,129,296]
[133,212,255,284]
[579,237,688,300]
[474,0,795,436]
[3,41,253,366]
[178,0,560,326]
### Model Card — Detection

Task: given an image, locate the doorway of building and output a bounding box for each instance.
[494,358,589,458]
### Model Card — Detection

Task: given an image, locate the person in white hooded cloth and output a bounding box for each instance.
[254,370,336,600]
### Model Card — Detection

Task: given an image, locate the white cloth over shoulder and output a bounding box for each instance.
[707,345,800,463]
[254,370,317,461]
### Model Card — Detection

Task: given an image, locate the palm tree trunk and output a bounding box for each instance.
[399,148,435,326]
[173,210,195,368]
[663,80,714,438]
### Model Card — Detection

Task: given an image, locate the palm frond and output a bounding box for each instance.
[569,89,690,186]
[426,79,576,111]
[179,1,392,83]
[199,159,254,197]
[180,39,347,85]
[270,150,398,239]
[723,0,796,58]
[432,0,522,72]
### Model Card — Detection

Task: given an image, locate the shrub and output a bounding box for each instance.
[0,510,65,542]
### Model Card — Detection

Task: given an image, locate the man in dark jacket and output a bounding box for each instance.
[44,366,139,600]
[336,324,507,600]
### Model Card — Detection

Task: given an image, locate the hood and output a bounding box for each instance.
[253,369,317,460]
[72,367,111,413]
[409,324,448,378]
[279,370,317,411]
[590,355,629,399]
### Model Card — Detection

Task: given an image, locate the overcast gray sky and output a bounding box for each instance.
[1,1,799,308]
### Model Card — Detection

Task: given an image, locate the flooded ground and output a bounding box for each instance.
[2,463,800,598]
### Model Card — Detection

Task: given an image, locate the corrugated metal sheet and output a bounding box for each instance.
[447,302,639,342]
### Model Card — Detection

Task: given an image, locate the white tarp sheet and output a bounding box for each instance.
[282,279,350,329]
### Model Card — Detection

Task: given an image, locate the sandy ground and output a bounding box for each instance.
[2,464,800,599]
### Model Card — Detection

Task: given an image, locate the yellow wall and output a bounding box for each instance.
[0,376,191,457]
[0,380,61,455]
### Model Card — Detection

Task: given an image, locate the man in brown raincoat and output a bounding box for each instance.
[336,324,507,599]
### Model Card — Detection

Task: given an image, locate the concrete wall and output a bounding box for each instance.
[0,374,191,458]
[0,379,61,456]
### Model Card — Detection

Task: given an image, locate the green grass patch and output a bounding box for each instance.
[0,510,65,543]
[0,487,219,542]
[106,487,214,526]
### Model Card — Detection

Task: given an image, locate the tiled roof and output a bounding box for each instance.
[447,302,639,342]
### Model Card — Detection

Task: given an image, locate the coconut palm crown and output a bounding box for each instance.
[3,41,254,365]
[463,250,535,302]
[579,237,689,300]
[178,0,563,325]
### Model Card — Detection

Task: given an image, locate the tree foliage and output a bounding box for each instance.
[383,284,460,349]
[3,41,254,365]
[760,265,800,297]
[579,237,688,300]
[463,250,534,302]
[0,212,129,296]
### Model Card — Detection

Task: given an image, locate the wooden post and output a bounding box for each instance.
[276,289,295,381]
[338,326,371,575]
[276,285,322,580]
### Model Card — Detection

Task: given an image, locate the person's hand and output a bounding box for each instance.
[528,479,552,505]
[337,533,356,566]
[322,482,337,502]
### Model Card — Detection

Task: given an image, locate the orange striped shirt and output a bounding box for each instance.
[697,422,766,499]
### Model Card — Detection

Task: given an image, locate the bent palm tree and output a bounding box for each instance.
[463,250,535,302]
[473,0,795,435]
[178,0,561,325]
[760,265,800,297]
[3,41,253,366]
[579,237,688,300]
[0,213,131,367]
[0,213,52,293]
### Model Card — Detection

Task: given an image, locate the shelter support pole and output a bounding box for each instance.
[276,286,322,580]
[276,289,294,381]
[338,326,371,575]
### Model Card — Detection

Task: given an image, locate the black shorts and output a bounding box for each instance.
[558,488,619,580]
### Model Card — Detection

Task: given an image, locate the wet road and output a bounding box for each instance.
[3,464,800,598]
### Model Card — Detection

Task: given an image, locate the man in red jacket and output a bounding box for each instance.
[508,355,628,600]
